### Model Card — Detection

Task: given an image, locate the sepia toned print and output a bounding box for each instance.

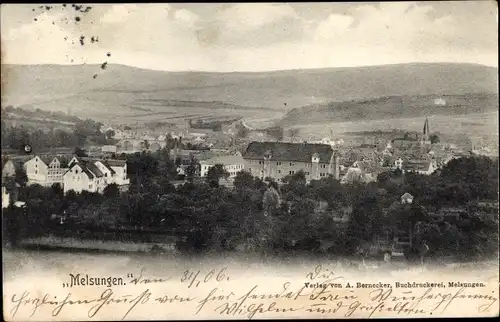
[1,2,498,320]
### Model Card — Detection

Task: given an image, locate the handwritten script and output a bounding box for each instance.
[5,265,499,320]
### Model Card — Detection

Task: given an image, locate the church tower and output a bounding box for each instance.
[421,117,431,145]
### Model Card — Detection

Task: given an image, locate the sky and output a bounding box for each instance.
[1,2,498,72]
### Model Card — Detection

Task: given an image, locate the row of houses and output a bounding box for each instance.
[1,155,130,200]
[197,141,445,185]
[195,141,342,183]
[1,140,458,209]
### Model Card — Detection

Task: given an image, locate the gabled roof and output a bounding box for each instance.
[401,192,414,199]
[2,158,24,172]
[98,161,116,174]
[38,155,56,166]
[243,141,335,163]
[84,162,104,178]
[68,163,96,179]
[68,159,104,179]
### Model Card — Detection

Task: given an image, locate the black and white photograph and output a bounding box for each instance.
[1,2,499,320]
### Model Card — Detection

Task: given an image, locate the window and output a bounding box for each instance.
[75,169,79,174]
[105,173,108,177]
[305,172,310,175]
[289,170,295,175]
[278,170,281,174]
[259,160,264,165]
[276,162,282,166]
[35,170,38,174]
[289,162,294,166]
[321,164,327,169]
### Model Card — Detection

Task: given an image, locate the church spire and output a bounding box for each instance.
[423,117,429,135]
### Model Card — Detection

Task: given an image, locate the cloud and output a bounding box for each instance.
[100,4,139,24]
[315,14,354,40]
[195,3,306,48]
[217,3,299,32]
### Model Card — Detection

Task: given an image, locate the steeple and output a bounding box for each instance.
[423,117,430,136]
[421,117,430,144]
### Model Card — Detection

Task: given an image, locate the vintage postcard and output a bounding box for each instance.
[1,2,499,320]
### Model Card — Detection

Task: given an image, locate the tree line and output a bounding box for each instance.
[2,109,116,151]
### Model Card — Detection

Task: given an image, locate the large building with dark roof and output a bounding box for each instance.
[242,141,340,182]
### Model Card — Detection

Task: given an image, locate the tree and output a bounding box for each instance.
[74,147,88,157]
[263,184,280,216]
[103,183,120,198]
[429,134,440,144]
[185,156,200,183]
[346,186,385,251]
[15,167,28,188]
[266,126,284,141]
[234,171,255,190]
[236,126,249,138]
[105,129,115,140]
[206,164,229,187]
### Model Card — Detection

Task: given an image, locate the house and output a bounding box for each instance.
[101,145,117,154]
[394,158,404,170]
[404,160,436,175]
[401,193,414,204]
[242,141,340,182]
[341,167,364,184]
[63,160,106,194]
[65,157,130,193]
[105,159,130,186]
[2,159,18,178]
[340,163,376,184]
[24,155,69,187]
[94,160,117,185]
[200,155,245,178]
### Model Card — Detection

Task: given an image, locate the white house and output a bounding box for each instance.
[63,161,106,194]
[65,157,130,193]
[394,158,404,170]
[24,156,68,187]
[106,159,129,186]
[405,160,437,175]
[94,160,117,185]
[200,155,245,178]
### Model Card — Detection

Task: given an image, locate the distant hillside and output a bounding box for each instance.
[279,93,499,127]
[1,62,497,123]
